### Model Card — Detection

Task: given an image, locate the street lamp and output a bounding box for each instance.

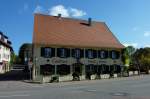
[32,56,38,81]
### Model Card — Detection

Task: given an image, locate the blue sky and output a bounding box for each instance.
[0,0,150,54]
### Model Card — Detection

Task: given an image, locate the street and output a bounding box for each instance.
[0,65,29,81]
[0,74,150,99]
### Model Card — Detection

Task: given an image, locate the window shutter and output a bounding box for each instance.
[51,48,55,57]
[80,49,84,58]
[93,50,97,58]
[116,51,120,59]
[85,49,88,58]
[109,51,112,58]
[66,49,70,57]
[104,51,108,58]
[72,49,75,57]
[98,50,100,58]
[41,47,45,57]
[57,48,61,57]
[63,48,66,58]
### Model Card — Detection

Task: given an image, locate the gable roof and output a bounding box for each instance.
[33,14,124,49]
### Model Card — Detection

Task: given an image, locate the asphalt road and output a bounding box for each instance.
[0,75,150,99]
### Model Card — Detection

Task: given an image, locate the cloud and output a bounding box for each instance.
[48,5,86,17]
[123,43,138,48]
[69,8,86,17]
[144,44,150,47]
[144,31,150,37]
[48,5,69,17]
[34,5,47,14]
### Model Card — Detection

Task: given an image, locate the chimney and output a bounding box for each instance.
[58,13,61,19]
[88,18,92,26]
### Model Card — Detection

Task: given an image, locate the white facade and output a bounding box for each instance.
[0,32,12,73]
[0,44,11,62]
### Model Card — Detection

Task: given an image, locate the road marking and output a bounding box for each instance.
[86,89,97,92]
[0,94,30,98]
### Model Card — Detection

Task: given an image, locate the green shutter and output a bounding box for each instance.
[41,47,45,57]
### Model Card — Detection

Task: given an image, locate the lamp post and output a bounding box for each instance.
[32,56,38,81]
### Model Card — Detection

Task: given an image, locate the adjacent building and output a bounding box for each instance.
[0,31,13,73]
[32,14,124,82]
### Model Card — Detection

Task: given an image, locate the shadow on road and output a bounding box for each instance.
[0,69,30,81]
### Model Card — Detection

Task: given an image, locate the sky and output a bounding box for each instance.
[0,0,150,54]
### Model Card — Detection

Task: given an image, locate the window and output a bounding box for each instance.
[57,65,70,75]
[57,48,70,58]
[72,49,84,58]
[45,48,51,57]
[41,47,55,58]
[98,50,108,59]
[61,49,65,57]
[86,49,96,59]
[112,51,116,59]
[110,50,120,59]
[57,48,66,58]
[101,51,105,58]
[40,64,55,75]
[75,49,80,58]
[88,50,93,58]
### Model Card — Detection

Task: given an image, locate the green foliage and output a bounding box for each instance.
[18,43,32,64]
[123,66,129,72]
[122,48,130,66]
[122,46,136,66]
[133,47,150,72]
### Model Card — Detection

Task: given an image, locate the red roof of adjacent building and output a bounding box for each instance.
[33,14,124,49]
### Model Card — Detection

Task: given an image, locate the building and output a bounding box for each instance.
[0,31,13,73]
[32,14,124,82]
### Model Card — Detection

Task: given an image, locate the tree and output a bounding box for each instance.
[126,46,136,64]
[18,43,32,64]
[122,47,130,66]
[133,47,150,73]
[10,52,16,64]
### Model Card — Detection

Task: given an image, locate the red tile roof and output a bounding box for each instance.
[33,14,124,49]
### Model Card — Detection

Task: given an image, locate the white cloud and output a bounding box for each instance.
[69,8,86,17]
[34,5,47,14]
[144,31,150,37]
[48,5,86,17]
[123,43,138,48]
[48,5,69,17]
[144,44,150,47]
